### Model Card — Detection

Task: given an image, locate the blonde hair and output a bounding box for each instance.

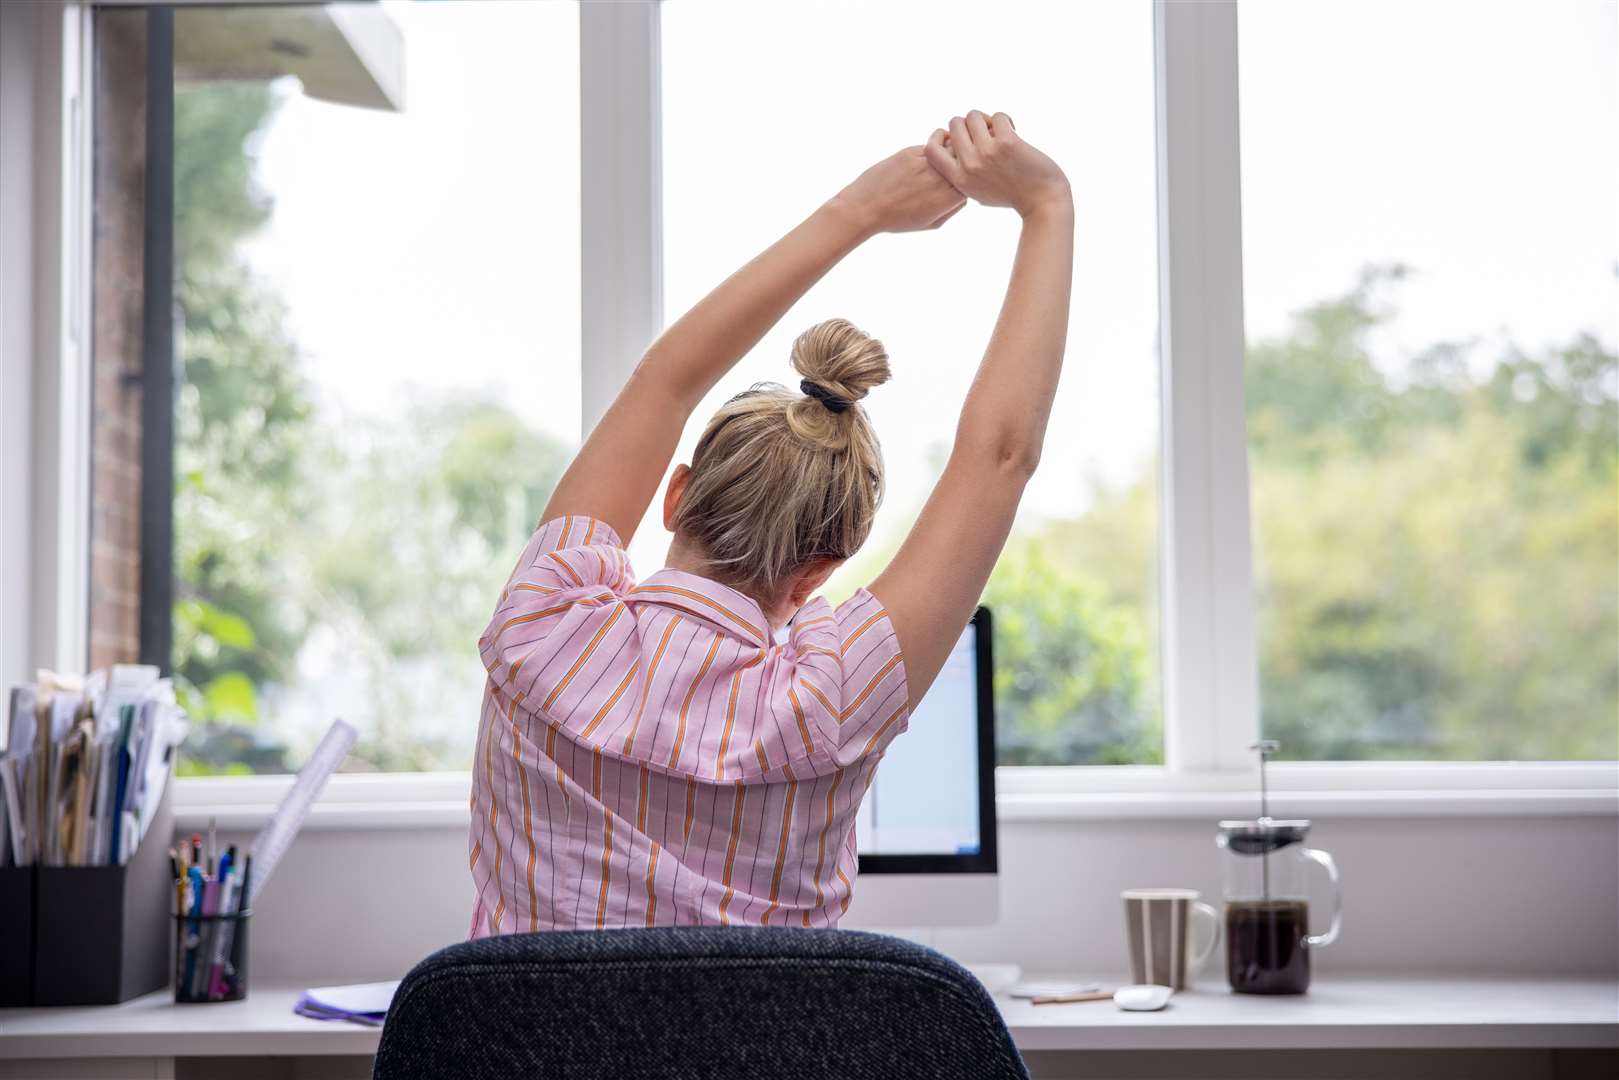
[672,318,890,601]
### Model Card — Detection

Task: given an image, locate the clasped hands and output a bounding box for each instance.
[833,109,1072,236]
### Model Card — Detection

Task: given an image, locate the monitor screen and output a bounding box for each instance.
[855,617,985,858]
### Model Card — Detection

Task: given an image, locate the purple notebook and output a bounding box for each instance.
[293,980,398,1026]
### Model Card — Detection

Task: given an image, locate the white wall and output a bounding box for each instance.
[212,814,1619,984]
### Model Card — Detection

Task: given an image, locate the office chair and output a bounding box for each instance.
[373,926,1029,1079]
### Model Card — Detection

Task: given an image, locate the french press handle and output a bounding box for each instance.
[1302,847,1342,948]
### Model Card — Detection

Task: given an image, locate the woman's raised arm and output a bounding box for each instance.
[541,148,965,544]
[870,111,1075,699]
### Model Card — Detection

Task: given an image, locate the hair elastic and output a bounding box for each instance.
[800,378,852,414]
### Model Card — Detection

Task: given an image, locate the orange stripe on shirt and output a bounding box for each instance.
[859,702,909,757]
[595,808,615,928]
[806,768,845,927]
[630,583,764,642]
[508,691,540,932]
[682,777,697,847]
[485,707,505,933]
[543,603,625,711]
[637,765,651,832]
[623,616,680,755]
[546,724,570,819]
[644,841,661,927]
[547,550,585,588]
[761,762,798,926]
[580,660,640,739]
[667,635,722,769]
[841,609,887,655]
[797,678,840,725]
[841,653,904,721]
[787,685,816,756]
[717,784,748,926]
[489,593,616,660]
[715,651,765,780]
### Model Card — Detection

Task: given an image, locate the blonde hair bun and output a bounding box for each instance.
[790,318,891,405]
[785,319,890,451]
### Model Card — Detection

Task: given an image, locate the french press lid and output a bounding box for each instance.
[1219,740,1309,854]
[1217,818,1312,855]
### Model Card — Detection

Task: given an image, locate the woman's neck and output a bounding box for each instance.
[663,537,791,631]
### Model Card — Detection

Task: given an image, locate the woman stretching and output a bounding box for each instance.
[470,111,1073,935]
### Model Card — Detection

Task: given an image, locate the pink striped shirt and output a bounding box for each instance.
[468,514,909,937]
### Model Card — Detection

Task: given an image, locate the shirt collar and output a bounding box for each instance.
[628,568,770,648]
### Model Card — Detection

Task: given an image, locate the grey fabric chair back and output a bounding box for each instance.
[373,926,1028,1079]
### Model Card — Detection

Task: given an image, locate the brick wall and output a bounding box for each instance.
[87,12,148,672]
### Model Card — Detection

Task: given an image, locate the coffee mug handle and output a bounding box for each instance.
[1188,900,1221,971]
[1302,847,1342,948]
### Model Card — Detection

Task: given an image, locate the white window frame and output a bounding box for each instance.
[13,0,1614,830]
[2,0,95,692]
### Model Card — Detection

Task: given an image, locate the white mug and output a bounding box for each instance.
[1121,888,1220,990]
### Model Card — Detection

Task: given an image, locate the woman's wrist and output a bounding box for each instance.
[820,192,882,244]
[1017,182,1075,224]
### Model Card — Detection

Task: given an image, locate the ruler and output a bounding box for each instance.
[246,718,357,907]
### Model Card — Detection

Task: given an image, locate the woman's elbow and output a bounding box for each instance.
[957,428,1042,481]
[999,440,1042,479]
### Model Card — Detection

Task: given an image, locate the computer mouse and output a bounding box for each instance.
[1113,984,1173,1011]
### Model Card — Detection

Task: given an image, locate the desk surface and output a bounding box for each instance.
[1,976,1615,1057]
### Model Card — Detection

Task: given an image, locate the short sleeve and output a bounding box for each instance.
[479,515,633,697]
[501,514,627,594]
[787,588,910,768]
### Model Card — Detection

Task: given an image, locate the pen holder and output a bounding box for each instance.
[172,909,251,1003]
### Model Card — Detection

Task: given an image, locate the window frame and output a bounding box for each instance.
[13,0,1611,828]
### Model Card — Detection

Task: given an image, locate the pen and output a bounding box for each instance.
[170,846,184,917]
[193,875,220,998]
[238,852,254,914]
[207,862,241,999]
[183,863,205,992]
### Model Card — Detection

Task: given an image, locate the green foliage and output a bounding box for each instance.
[984,544,1160,765]
[1246,270,1617,760]
[172,82,311,770]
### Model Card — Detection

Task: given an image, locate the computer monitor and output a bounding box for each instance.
[845,607,998,928]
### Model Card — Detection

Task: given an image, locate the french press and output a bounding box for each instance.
[1215,741,1342,994]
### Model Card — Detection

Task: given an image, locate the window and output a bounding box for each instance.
[1239,0,1618,760]
[653,0,1164,766]
[54,1,1608,798]
[153,1,580,774]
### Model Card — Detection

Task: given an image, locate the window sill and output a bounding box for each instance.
[172,763,1619,832]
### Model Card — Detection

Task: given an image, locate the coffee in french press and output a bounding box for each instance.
[1215,741,1342,994]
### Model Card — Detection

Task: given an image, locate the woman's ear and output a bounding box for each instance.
[662,464,692,531]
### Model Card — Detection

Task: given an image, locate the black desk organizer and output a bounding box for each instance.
[0,863,32,1005]
[0,780,174,1006]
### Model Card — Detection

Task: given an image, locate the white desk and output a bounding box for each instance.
[2,976,1614,1062]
